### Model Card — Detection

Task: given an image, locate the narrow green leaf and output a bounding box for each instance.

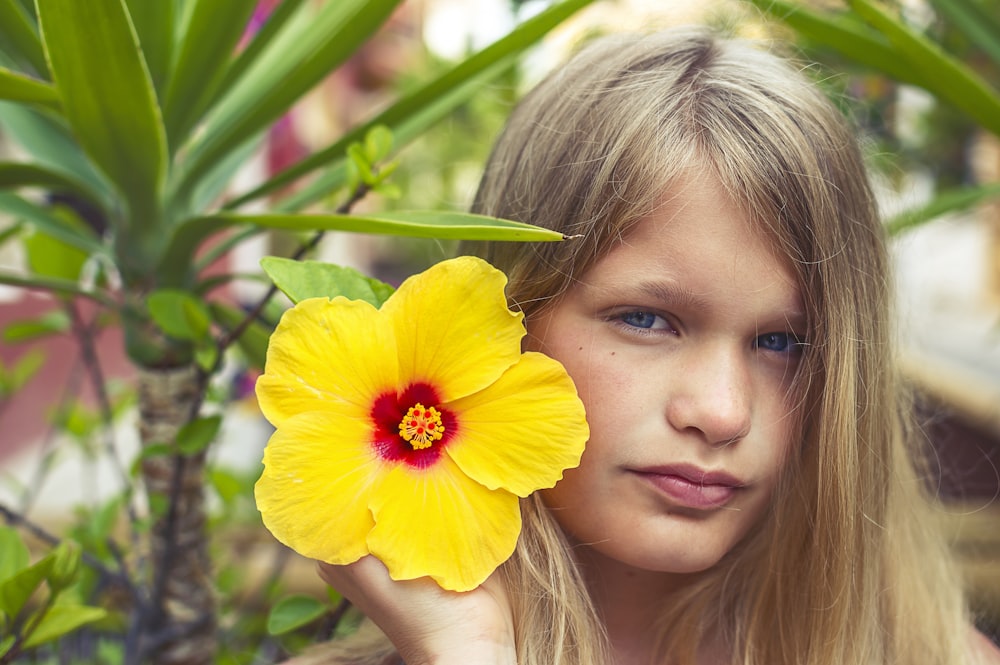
[162,0,258,148]
[0,526,30,583]
[0,192,105,256]
[229,0,595,209]
[3,309,70,343]
[209,302,270,369]
[0,66,58,107]
[196,210,567,242]
[36,0,168,232]
[885,183,1000,235]
[260,256,395,307]
[123,0,174,94]
[925,0,1000,67]
[0,103,116,208]
[848,0,1000,137]
[147,288,212,341]
[174,0,403,199]
[0,162,103,208]
[266,595,327,635]
[0,0,47,76]
[23,604,108,648]
[211,0,309,100]
[155,217,233,288]
[175,414,222,455]
[0,553,53,617]
[745,0,931,88]
[0,270,115,306]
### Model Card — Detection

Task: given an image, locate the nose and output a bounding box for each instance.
[665,343,752,446]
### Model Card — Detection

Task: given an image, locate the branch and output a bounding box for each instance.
[0,502,133,591]
[211,182,371,363]
[65,301,142,552]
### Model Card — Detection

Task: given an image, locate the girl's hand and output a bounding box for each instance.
[317,556,516,665]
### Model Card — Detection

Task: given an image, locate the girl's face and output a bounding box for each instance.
[529,172,804,579]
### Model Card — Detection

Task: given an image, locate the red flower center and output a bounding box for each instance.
[370,383,455,468]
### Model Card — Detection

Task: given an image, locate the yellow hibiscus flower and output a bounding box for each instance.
[254,256,588,592]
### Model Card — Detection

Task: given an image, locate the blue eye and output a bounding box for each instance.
[621,311,660,329]
[755,332,804,353]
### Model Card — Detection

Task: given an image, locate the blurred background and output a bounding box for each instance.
[1,0,997,659]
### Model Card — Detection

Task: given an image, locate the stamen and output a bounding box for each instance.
[398,403,445,450]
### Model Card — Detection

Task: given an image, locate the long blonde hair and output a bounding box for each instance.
[297,27,973,665]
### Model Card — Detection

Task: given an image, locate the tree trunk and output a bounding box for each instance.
[136,365,216,665]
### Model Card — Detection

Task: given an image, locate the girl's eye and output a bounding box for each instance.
[755,332,805,354]
[619,311,671,331]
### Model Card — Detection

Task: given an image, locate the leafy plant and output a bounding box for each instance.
[0,526,106,664]
[0,0,594,662]
[745,0,1000,233]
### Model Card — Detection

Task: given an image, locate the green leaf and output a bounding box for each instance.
[0,192,104,256]
[23,604,107,648]
[209,302,271,370]
[175,414,221,455]
[36,0,168,236]
[364,125,393,163]
[23,215,90,282]
[162,0,258,148]
[0,162,104,208]
[745,0,931,88]
[209,468,243,505]
[0,526,30,583]
[847,0,1000,137]
[0,103,116,208]
[173,0,403,199]
[6,348,45,393]
[147,288,212,341]
[230,0,595,209]
[3,309,71,343]
[211,0,309,100]
[925,0,1000,67]
[0,269,115,306]
[0,552,54,617]
[194,343,218,372]
[195,210,567,242]
[260,256,395,307]
[885,183,1000,235]
[123,0,174,94]
[0,0,47,76]
[266,595,327,635]
[0,65,58,107]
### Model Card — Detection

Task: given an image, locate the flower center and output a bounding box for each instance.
[398,403,445,450]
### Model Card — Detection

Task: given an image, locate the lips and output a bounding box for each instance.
[632,463,745,510]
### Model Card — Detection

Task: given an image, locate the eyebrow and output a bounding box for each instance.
[634,280,712,311]
[630,280,808,328]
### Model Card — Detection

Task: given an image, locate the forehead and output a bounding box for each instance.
[572,174,803,316]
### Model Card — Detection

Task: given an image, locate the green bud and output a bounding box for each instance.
[48,540,82,591]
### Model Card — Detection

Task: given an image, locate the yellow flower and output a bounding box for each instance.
[254,256,588,591]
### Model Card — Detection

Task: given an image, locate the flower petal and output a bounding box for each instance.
[255,410,382,564]
[445,352,588,497]
[367,457,521,592]
[256,297,397,426]
[381,256,523,402]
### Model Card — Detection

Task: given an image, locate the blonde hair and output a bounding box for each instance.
[298,27,974,664]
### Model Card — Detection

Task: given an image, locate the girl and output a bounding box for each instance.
[296,27,1000,665]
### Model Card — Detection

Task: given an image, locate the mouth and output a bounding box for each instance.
[631,463,745,510]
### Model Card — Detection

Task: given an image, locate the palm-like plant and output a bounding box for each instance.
[744,0,1000,233]
[0,1,593,662]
